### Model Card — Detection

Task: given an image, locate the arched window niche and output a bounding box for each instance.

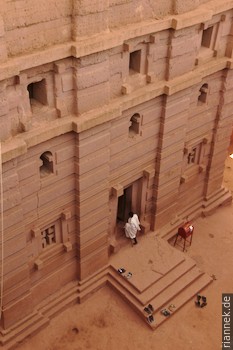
[129,113,141,137]
[40,151,54,178]
[198,83,208,105]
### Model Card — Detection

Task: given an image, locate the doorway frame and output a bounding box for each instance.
[109,166,155,249]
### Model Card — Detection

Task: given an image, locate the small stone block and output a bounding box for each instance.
[111,184,123,197]
[143,167,155,180]
[199,164,206,173]
[123,43,133,52]
[71,45,78,57]
[61,210,71,220]
[226,60,233,69]
[140,221,150,234]
[16,73,28,85]
[63,242,72,252]
[149,34,159,44]
[180,175,187,184]
[31,228,40,238]
[54,63,66,74]
[146,73,156,83]
[121,84,131,95]
[221,14,226,22]
[34,259,43,270]
[203,137,209,144]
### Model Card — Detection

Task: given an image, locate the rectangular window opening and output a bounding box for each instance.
[201,27,213,48]
[41,225,56,249]
[129,50,141,74]
[187,145,201,166]
[27,79,48,107]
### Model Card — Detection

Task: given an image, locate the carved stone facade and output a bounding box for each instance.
[0,0,233,346]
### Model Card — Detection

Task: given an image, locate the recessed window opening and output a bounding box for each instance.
[187,146,200,165]
[201,27,213,48]
[188,148,197,164]
[27,79,48,107]
[129,113,140,137]
[129,50,141,74]
[198,83,208,104]
[41,225,56,249]
[40,151,54,178]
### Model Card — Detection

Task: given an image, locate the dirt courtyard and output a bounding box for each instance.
[15,155,233,350]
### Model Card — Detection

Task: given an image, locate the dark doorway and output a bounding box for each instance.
[117,186,132,222]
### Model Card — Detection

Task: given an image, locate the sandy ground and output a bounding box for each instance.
[15,155,233,350]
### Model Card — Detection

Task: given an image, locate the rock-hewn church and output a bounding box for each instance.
[0,0,232,347]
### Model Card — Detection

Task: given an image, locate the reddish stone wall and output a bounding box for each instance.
[75,125,110,279]
[1,0,233,342]
[1,133,77,327]
[1,0,225,58]
[0,59,76,141]
[2,0,72,56]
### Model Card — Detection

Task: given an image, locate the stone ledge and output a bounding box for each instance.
[0,55,231,163]
[164,71,202,96]
[172,8,213,30]
[1,1,232,80]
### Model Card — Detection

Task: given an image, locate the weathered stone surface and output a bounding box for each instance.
[0,1,233,345]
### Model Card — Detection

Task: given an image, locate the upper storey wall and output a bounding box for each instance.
[173,0,208,15]
[0,0,214,57]
[1,1,233,144]
[1,0,73,57]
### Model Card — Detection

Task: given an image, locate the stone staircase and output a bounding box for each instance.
[107,256,212,329]
[77,266,108,303]
[107,234,213,329]
[202,187,232,216]
[0,271,108,349]
[0,311,49,350]
[0,235,213,348]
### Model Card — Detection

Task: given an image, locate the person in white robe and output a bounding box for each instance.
[130,213,141,231]
[124,212,141,245]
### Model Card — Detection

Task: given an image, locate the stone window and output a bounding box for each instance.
[129,113,141,137]
[129,50,141,74]
[198,84,208,105]
[185,142,204,170]
[181,138,209,184]
[32,211,73,269]
[40,151,54,178]
[41,225,56,249]
[201,24,219,52]
[187,146,200,165]
[27,79,48,109]
[196,22,220,65]
[201,27,214,48]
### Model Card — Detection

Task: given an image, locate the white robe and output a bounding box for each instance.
[125,222,137,239]
[125,214,141,239]
[130,214,141,231]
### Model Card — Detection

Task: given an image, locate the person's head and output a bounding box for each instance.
[129,211,134,218]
